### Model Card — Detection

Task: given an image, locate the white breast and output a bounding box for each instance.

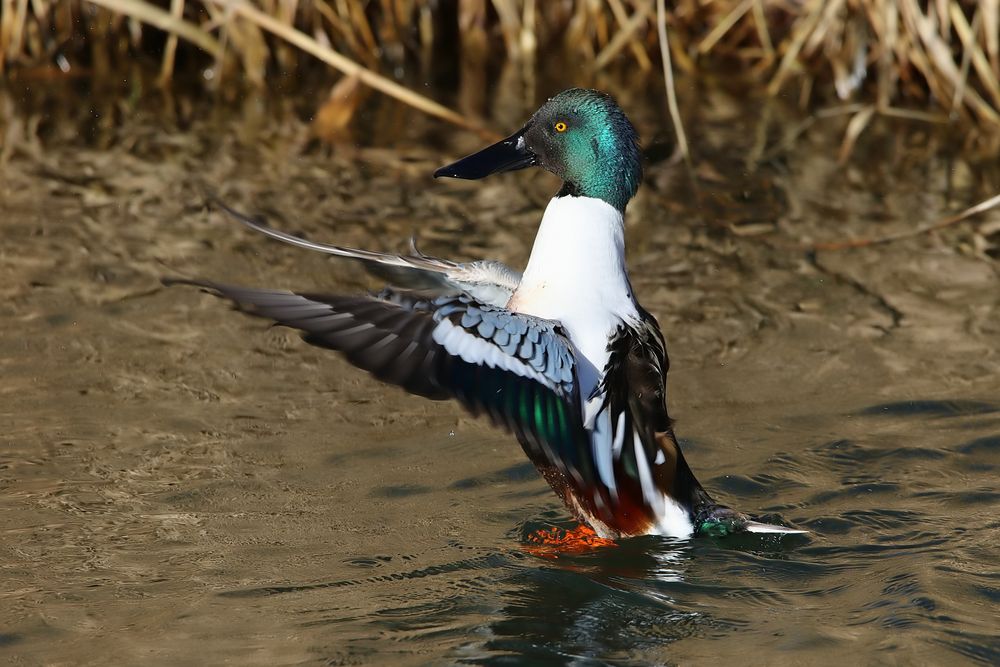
[506,195,639,399]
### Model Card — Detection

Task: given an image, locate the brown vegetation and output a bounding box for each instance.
[2,1,999,147]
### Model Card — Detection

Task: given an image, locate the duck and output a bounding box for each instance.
[167,88,804,541]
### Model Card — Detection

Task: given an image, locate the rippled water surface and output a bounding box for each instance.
[2,75,999,665]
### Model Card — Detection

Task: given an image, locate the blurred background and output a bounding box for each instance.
[4,0,1000,149]
[1,2,999,665]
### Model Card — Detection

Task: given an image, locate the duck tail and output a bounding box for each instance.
[690,490,807,537]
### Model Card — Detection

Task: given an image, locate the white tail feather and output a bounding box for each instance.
[743,521,809,535]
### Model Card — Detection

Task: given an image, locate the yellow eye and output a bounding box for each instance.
[554,121,568,133]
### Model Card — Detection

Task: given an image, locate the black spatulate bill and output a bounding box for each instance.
[434,129,536,180]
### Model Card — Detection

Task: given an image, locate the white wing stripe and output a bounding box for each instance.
[633,431,662,516]
[636,429,696,538]
[612,412,626,457]
[591,410,617,498]
[431,318,554,389]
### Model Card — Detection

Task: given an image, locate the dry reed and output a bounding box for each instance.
[2,1,1000,144]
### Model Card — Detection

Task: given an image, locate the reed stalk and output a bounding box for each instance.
[2,1,998,143]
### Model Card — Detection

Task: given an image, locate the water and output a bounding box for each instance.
[1,74,999,665]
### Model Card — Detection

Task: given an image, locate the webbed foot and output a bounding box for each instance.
[524,524,618,558]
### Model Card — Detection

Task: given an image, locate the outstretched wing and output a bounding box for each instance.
[213,200,521,307]
[584,312,807,538]
[166,279,592,478]
[579,310,711,536]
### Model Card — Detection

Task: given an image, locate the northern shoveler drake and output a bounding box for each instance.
[167,88,804,541]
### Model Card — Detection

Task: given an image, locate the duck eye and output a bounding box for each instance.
[554,121,568,133]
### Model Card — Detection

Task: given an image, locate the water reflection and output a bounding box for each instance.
[470,548,700,666]
[217,511,819,665]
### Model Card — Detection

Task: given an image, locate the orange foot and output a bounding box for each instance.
[523,524,618,559]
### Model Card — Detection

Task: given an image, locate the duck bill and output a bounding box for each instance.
[433,129,536,180]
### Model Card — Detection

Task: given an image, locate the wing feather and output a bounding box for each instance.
[165,280,586,456]
[212,200,521,306]
[165,278,721,537]
[576,312,713,535]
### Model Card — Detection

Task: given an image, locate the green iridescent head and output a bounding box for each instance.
[435,88,643,211]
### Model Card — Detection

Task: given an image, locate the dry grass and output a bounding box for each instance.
[2,1,1000,146]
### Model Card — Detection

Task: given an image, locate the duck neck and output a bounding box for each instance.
[510,195,637,325]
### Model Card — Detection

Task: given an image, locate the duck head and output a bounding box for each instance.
[435,88,642,212]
